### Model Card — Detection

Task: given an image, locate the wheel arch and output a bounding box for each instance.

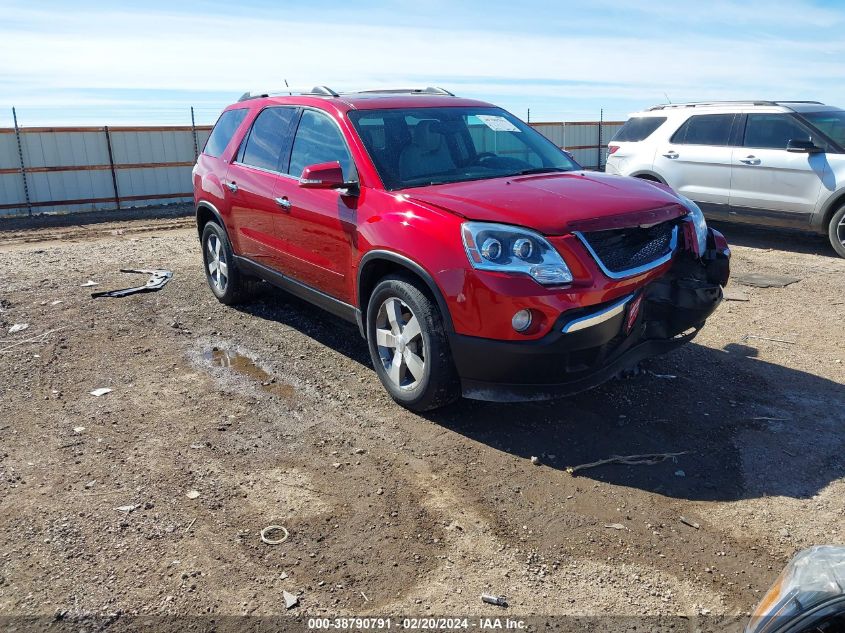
[816,189,845,234]
[195,200,226,239]
[630,171,666,183]
[356,250,454,340]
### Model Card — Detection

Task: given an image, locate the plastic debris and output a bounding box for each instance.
[605,523,627,530]
[680,517,700,529]
[80,280,99,287]
[91,268,173,299]
[89,388,112,397]
[481,594,508,607]
[115,504,140,513]
[8,323,28,334]
[567,451,688,475]
[675,469,686,477]
[73,426,86,434]
[261,525,290,545]
[733,273,800,288]
[185,490,200,500]
[283,590,299,609]
[723,288,750,302]
[530,456,541,465]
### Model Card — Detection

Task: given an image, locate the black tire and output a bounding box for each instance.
[828,205,845,258]
[366,274,460,412]
[200,221,259,305]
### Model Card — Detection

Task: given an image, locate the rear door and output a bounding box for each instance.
[728,113,826,224]
[272,108,358,302]
[225,106,299,268]
[652,113,738,208]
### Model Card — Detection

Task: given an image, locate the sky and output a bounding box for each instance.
[2,0,845,127]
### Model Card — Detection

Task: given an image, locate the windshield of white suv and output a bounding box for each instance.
[348,107,579,190]
[801,110,845,148]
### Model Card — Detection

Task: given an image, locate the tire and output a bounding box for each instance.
[828,205,845,258]
[200,221,259,305]
[366,274,461,412]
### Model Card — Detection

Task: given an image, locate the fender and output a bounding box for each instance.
[357,249,455,338]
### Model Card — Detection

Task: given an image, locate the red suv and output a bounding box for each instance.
[193,86,730,411]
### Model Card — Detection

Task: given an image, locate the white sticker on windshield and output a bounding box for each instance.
[477,115,521,132]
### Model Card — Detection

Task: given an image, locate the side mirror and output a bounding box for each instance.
[298,162,345,189]
[786,138,824,154]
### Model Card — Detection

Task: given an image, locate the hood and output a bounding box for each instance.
[402,171,687,234]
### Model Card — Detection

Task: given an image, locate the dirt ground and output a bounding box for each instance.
[0,209,843,627]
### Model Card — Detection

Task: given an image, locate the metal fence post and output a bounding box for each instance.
[11,107,32,216]
[104,126,120,210]
[596,109,603,170]
[190,106,199,160]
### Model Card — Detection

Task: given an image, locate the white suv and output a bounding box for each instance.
[605,101,845,257]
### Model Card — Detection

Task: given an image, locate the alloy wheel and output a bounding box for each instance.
[375,297,426,390]
[206,234,228,292]
[839,216,845,247]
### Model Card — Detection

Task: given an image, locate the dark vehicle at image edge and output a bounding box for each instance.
[192,86,731,412]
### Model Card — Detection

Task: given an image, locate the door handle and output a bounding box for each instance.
[739,155,761,165]
[224,181,238,193]
[274,196,292,210]
[663,151,679,159]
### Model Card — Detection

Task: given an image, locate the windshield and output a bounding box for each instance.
[348,107,579,190]
[801,110,845,148]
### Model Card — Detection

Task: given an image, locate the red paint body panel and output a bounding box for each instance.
[402,172,688,235]
[193,93,729,347]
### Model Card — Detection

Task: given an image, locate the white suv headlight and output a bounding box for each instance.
[461,222,573,285]
[678,195,708,254]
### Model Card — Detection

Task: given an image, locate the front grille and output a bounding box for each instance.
[579,220,676,275]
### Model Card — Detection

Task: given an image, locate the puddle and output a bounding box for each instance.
[203,348,295,400]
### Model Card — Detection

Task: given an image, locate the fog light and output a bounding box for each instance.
[512,309,532,332]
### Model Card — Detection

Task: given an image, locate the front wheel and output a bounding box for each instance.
[366,275,460,412]
[829,205,845,258]
[201,222,259,305]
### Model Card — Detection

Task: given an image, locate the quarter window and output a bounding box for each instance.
[203,109,248,158]
[612,117,667,142]
[289,110,353,180]
[744,114,811,149]
[239,107,298,172]
[670,114,736,146]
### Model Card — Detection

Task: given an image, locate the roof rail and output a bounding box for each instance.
[352,87,456,96]
[238,86,340,102]
[647,100,824,111]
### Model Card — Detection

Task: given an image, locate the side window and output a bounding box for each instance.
[288,110,353,180]
[611,117,667,142]
[204,109,248,158]
[744,114,811,149]
[239,107,297,171]
[670,114,735,146]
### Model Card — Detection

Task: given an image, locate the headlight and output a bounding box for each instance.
[678,195,708,255]
[461,222,573,285]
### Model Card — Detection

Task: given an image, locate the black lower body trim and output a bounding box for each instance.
[234,255,360,324]
[459,331,695,402]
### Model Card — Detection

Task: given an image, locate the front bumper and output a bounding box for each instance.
[449,238,728,402]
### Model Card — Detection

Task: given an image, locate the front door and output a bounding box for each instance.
[272,108,358,303]
[729,113,825,224]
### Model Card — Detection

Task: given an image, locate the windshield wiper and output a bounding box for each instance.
[508,167,570,176]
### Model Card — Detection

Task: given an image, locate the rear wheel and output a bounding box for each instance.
[366,275,460,412]
[201,222,259,305]
[829,205,845,258]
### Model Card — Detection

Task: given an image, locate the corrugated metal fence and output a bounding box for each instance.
[0,120,622,218]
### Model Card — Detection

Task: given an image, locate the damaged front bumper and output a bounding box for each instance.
[450,229,730,402]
